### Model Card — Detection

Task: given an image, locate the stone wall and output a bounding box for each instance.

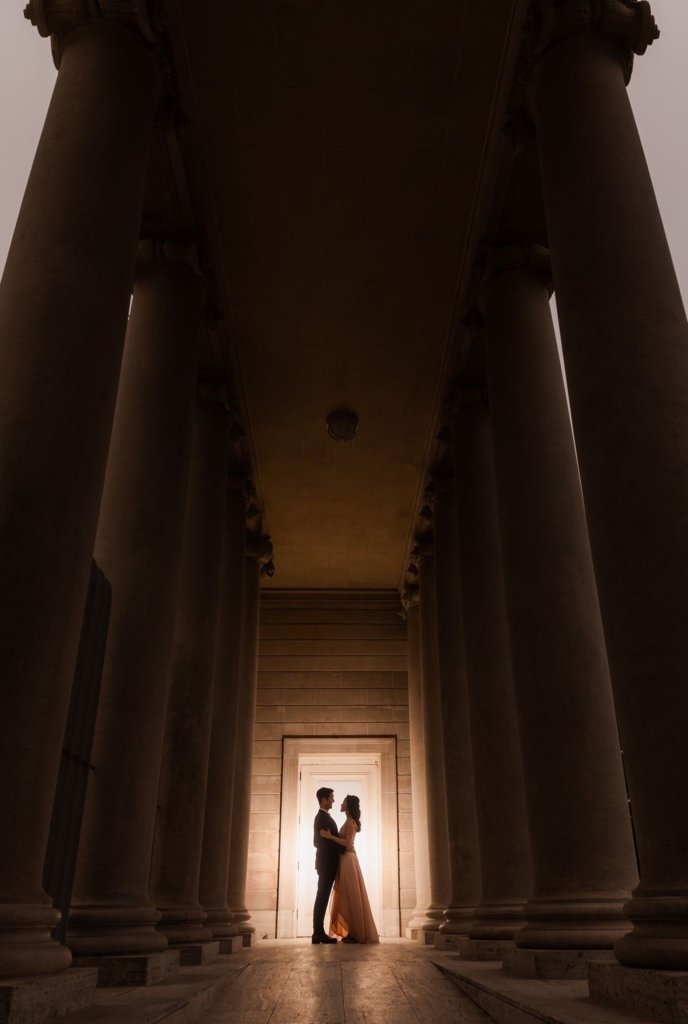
[246,589,415,938]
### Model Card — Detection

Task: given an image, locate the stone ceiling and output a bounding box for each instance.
[165,0,525,589]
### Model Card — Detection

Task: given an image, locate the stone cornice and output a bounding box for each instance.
[24,0,164,44]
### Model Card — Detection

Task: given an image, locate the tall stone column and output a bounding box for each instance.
[402,589,435,937]
[0,4,160,980]
[528,0,688,972]
[414,534,452,938]
[150,383,231,952]
[199,471,248,946]
[481,244,638,974]
[67,242,204,970]
[452,388,532,957]
[227,535,271,944]
[431,470,481,947]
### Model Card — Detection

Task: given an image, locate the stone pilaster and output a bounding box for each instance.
[402,587,435,937]
[67,241,204,965]
[451,386,532,953]
[431,469,481,944]
[150,381,231,947]
[227,534,272,943]
[199,470,248,942]
[414,529,452,937]
[0,1,160,980]
[529,0,688,972]
[480,242,638,972]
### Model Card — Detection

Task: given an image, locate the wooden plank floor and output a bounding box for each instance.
[202,940,492,1024]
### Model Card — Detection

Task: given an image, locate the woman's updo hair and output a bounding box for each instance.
[346,794,362,832]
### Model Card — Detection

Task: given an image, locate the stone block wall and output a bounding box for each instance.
[246,589,415,938]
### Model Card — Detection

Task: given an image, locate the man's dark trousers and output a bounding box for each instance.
[313,860,338,937]
[312,807,344,937]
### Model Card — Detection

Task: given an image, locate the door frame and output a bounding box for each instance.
[277,736,400,938]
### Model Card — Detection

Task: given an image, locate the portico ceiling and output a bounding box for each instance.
[166,0,525,589]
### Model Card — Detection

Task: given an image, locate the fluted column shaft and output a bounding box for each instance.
[432,475,481,936]
[415,546,452,929]
[199,474,247,937]
[482,249,638,950]
[227,545,264,936]
[452,393,532,941]
[68,245,204,956]
[0,14,159,979]
[150,391,230,943]
[403,594,434,933]
[529,2,688,970]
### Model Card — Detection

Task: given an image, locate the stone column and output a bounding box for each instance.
[227,535,271,945]
[529,0,688,972]
[402,589,435,938]
[0,4,160,981]
[414,534,452,939]
[481,244,638,975]
[451,387,532,959]
[432,470,481,948]
[67,242,204,973]
[150,383,231,955]
[199,470,247,950]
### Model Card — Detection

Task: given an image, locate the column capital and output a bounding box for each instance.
[246,533,274,570]
[481,241,553,294]
[137,239,203,277]
[197,373,230,411]
[400,585,419,611]
[534,0,659,84]
[412,534,434,566]
[24,0,164,44]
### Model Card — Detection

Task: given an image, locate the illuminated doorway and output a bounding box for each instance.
[277,737,400,938]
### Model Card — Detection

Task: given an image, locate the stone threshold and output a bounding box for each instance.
[432,956,661,1024]
[57,958,250,1024]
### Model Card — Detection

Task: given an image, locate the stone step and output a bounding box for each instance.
[433,956,661,1024]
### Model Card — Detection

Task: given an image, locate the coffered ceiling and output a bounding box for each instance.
[165,0,527,589]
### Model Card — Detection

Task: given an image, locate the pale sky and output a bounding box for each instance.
[1,1,686,305]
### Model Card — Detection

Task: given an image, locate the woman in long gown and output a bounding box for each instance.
[319,794,380,944]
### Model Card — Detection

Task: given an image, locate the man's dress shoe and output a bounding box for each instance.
[312,933,337,944]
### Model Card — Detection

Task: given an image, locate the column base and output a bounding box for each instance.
[171,941,220,966]
[156,906,213,945]
[71,949,180,986]
[203,908,239,939]
[405,925,439,944]
[0,967,96,1024]
[217,936,244,955]
[66,905,166,956]
[503,945,616,979]
[614,896,688,970]
[0,904,73,978]
[588,960,688,1024]
[434,932,463,950]
[458,937,514,961]
[469,902,527,941]
[240,932,256,949]
[439,906,474,936]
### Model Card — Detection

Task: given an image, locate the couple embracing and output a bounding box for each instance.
[311,786,379,945]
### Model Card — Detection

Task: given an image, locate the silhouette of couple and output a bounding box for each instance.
[311,786,379,945]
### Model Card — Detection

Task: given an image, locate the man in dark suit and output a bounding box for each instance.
[312,786,345,943]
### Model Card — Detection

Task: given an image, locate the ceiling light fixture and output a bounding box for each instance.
[326,408,359,442]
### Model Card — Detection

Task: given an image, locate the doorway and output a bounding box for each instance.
[297,754,381,936]
[277,737,400,938]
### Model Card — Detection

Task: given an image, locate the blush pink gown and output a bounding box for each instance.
[328,819,380,943]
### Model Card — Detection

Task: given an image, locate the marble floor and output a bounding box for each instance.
[201,939,490,1024]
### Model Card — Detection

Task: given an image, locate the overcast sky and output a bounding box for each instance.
[1,1,686,304]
